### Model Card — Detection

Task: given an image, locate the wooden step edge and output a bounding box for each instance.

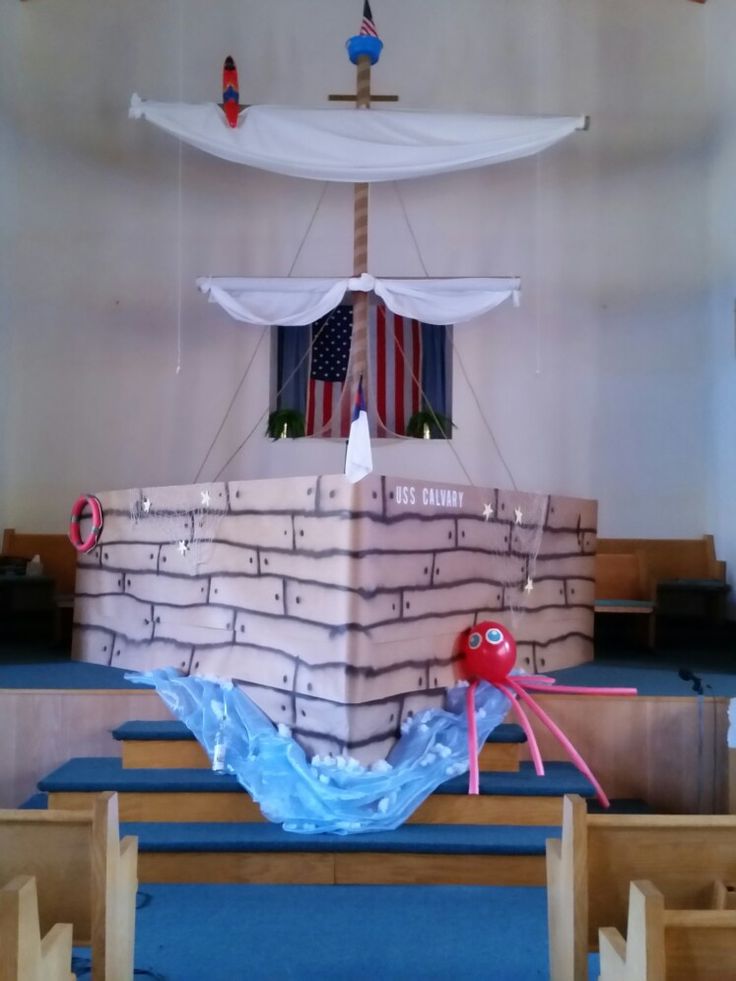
[138,850,547,886]
[48,790,566,826]
[121,739,520,772]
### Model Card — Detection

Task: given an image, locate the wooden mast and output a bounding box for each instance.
[350,56,372,393]
[328,10,397,424]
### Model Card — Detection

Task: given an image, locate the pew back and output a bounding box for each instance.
[0,875,73,981]
[594,552,655,646]
[1,529,77,598]
[0,793,137,981]
[599,879,736,981]
[546,794,736,981]
[595,552,653,604]
[597,536,726,586]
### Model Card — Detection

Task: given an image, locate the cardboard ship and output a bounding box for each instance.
[72,472,596,764]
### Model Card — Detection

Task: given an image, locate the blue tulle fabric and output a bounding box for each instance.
[127,669,510,835]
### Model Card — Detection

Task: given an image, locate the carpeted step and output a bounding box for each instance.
[113,720,528,743]
[18,792,48,810]
[113,719,528,772]
[121,820,559,885]
[38,756,593,826]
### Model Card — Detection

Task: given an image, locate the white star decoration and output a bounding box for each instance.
[200,490,211,508]
[178,540,190,556]
[482,502,494,521]
[142,498,151,513]
[514,507,523,525]
[524,577,534,594]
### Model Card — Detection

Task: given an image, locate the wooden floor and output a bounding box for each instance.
[518,691,729,814]
[0,688,172,807]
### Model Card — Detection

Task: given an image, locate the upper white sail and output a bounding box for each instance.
[130,97,584,183]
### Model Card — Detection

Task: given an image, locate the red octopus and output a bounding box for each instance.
[458,621,636,807]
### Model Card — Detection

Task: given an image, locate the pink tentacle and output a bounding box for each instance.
[505,676,610,808]
[497,681,545,777]
[515,675,556,686]
[465,680,479,795]
[519,682,637,697]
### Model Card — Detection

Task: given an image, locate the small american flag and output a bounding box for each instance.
[360,0,379,38]
[345,375,373,482]
[305,306,352,437]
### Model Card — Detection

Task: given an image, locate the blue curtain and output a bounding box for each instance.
[420,323,449,424]
[276,325,309,412]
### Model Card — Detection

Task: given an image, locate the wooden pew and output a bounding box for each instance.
[0,792,137,981]
[599,879,736,980]
[594,552,656,647]
[1,529,78,644]
[597,535,730,622]
[546,794,736,981]
[0,876,74,981]
[1,529,77,598]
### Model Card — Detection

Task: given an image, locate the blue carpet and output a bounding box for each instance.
[549,655,736,696]
[0,656,140,689]
[120,821,559,855]
[122,883,551,980]
[38,757,245,794]
[438,761,592,796]
[38,756,593,799]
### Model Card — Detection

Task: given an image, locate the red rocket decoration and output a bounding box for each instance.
[458,621,637,807]
[222,56,240,128]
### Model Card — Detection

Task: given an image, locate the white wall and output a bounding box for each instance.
[1,0,732,598]
[705,2,736,606]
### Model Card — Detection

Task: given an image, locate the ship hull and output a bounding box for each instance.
[72,473,597,764]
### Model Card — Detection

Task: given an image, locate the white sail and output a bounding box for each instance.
[197,274,521,326]
[130,97,584,183]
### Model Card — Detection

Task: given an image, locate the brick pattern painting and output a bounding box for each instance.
[72,474,597,763]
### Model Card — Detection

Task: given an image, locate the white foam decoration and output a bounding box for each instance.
[370,759,393,773]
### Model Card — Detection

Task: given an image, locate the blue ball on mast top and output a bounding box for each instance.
[346,34,383,66]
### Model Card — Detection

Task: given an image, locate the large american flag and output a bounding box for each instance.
[304,303,423,438]
[369,304,422,437]
[360,0,379,38]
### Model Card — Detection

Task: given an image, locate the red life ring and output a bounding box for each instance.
[69,495,104,553]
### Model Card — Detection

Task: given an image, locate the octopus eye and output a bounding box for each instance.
[485,627,504,645]
[468,632,482,650]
